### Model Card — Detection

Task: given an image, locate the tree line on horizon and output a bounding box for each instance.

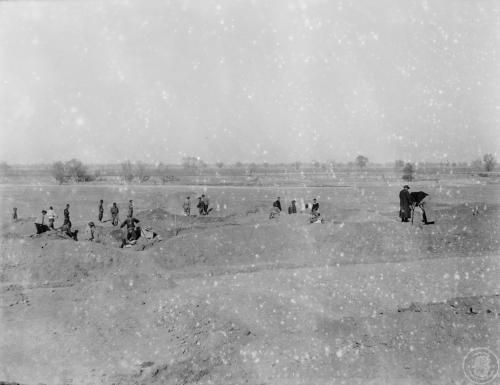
[0,154,496,184]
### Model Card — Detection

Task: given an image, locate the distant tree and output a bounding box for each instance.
[135,162,150,183]
[470,158,483,170]
[313,161,321,170]
[293,161,301,171]
[66,158,91,182]
[402,162,415,181]
[0,161,11,174]
[394,159,405,169]
[51,161,67,184]
[483,153,496,172]
[247,163,257,175]
[182,156,206,173]
[121,160,134,182]
[216,161,224,169]
[51,159,92,183]
[182,156,196,169]
[262,162,269,175]
[234,161,243,168]
[355,155,368,169]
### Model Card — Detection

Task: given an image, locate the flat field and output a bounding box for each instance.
[0,176,499,385]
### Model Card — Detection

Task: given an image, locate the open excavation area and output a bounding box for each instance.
[1,178,499,385]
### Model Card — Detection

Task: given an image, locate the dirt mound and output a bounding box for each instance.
[0,238,125,287]
[114,299,255,385]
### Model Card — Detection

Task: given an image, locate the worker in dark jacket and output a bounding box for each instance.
[98,200,104,222]
[110,202,119,226]
[201,194,210,215]
[399,185,411,222]
[63,204,70,225]
[273,197,282,212]
[197,197,204,215]
[120,215,140,242]
[311,198,319,213]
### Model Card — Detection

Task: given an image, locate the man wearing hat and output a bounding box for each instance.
[399,185,411,222]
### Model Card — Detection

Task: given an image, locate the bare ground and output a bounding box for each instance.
[0,183,499,385]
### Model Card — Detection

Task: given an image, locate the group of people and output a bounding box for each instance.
[98,198,147,246]
[33,203,78,240]
[269,196,322,223]
[104,199,134,226]
[399,185,435,225]
[183,194,211,216]
[26,185,433,246]
[29,198,156,247]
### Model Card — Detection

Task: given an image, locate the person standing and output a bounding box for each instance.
[46,206,57,229]
[98,200,104,222]
[110,202,119,226]
[12,207,17,221]
[399,185,411,222]
[311,198,319,214]
[197,197,204,215]
[201,194,210,215]
[183,196,191,216]
[63,204,70,225]
[85,222,96,241]
[128,200,134,217]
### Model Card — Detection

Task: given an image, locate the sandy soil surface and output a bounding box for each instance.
[0,180,499,385]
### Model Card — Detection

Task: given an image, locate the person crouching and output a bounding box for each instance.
[34,210,50,234]
[120,215,140,247]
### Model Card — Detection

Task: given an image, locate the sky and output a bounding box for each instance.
[0,0,499,165]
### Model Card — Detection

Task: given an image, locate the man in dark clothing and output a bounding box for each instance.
[128,200,134,217]
[201,194,210,215]
[12,207,17,221]
[110,202,119,226]
[183,197,191,216]
[61,220,78,241]
[197,197,204,215]
[288,200,297,214]
[273,197,282,212]
[311,198,319,213]
[399,185,411,222]
[120,215,140,242]
[98,200,104,222]
[63,204,70,225]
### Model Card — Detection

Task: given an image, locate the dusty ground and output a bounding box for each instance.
[0,178,499,385]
